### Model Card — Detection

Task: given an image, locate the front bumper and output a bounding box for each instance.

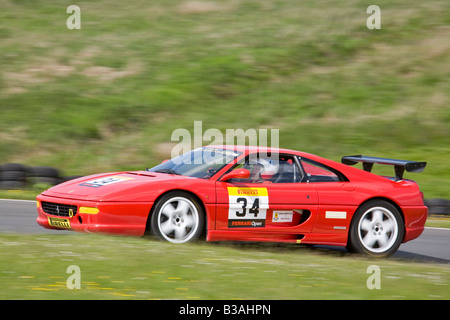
[36,194,152,236]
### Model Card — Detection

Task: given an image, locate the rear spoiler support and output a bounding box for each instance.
[341,155,426,181]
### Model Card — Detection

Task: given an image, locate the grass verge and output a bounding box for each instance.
[0,233,448,300]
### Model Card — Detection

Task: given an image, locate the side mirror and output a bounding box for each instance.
[221,168,250,181]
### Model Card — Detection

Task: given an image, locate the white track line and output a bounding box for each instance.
[425,227,450,231]
[0,199,36,203]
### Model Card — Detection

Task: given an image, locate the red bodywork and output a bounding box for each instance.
[36,146,427,247]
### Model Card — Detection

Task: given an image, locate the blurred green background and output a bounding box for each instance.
[0,1,449,301]
[0,0,449,197]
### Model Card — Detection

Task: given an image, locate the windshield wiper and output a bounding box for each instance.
[153,168,181,175]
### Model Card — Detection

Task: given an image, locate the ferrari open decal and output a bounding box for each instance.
[227,187,269,228]
[79,175,134,188]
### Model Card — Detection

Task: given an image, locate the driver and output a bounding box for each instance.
[245,158,278,183]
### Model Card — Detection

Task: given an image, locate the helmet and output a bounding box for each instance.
[246,157,278,181]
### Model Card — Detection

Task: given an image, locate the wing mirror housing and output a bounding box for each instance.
[221,168,250,181]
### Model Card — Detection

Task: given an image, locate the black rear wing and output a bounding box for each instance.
[341,155,426,181]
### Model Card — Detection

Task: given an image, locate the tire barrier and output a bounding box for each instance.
[0,163,82,190]
[424,199,450,216]
[0,163,28,189]
[29,166,61,186]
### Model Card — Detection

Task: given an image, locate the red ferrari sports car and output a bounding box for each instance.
[36,145,427,257]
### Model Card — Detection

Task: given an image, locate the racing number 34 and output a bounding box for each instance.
[227,187,269,228]
[236,197,260,217]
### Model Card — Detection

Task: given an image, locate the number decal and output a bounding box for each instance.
[236,197,247,217]
[235,197,261,217]
[227,187,268,228]
[80,175,133,188]
[249,198,260,217]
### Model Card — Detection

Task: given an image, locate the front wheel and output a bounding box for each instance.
[150,191,205,244]
[347,200,404,257]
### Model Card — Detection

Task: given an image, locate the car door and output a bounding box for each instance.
[215,153,319,233]
[299,156,357,235]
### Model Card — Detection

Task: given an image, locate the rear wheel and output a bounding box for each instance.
[151,191,204,244]
[347,200,404,257]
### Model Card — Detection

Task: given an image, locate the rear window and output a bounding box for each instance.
[300,158,345,182]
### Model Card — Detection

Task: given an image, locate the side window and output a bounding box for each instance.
[300,158,342,182]
[270,155,301,183]
[226,154,302,183]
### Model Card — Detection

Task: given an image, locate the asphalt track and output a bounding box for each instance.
[0,199,449,263]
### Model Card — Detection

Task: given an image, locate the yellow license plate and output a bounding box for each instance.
[48,217,71,229]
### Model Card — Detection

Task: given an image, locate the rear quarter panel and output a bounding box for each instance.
[308,158,427,244]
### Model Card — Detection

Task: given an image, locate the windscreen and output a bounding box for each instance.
[148,147,242,179]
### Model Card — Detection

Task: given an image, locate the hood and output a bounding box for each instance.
[42,171,194,201]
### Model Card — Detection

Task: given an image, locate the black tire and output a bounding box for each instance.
[0,170,26,182]
[347,200,404,258]
[150,191,205,244]
[1,163,27,172]
[32,176,61,185]
[0,180,26,189]
[28,166,62,186]
[30,166,60,178]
